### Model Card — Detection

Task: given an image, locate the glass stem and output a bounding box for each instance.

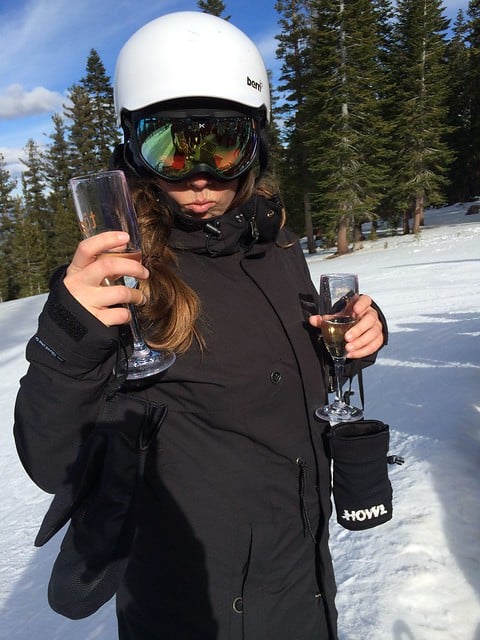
[127,304,147,351]
[333,358,346,404]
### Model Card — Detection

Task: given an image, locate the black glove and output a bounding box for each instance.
[328,420,401,531]
[35,393,167,619]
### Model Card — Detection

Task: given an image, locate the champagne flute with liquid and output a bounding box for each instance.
[315,273,363,423]
[69,170,175,380]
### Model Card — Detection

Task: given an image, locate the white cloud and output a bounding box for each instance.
[0,84,65,119]
[0,146,26,185]
[0,147,25,165]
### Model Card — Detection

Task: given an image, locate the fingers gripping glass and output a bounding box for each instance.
[69,170,175,380]
[315,273,363,424]
[133,111,258,181]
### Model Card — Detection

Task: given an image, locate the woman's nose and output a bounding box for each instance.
[187,174,211,190]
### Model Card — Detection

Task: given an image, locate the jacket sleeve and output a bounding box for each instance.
[14,268,122,494]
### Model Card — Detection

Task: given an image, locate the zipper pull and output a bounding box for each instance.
[205,220,221,237]
[249,216,259,242]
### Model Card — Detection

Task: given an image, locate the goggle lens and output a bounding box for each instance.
[134,113,258,181]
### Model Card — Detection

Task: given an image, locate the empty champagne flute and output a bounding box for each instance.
[69,170,176,380]
[315,273,363,423]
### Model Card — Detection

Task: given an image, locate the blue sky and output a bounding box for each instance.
[0,0,469,182]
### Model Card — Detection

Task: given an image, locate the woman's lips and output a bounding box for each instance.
[185,200,216,216]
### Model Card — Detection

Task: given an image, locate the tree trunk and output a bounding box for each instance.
[337,215,349,255]
[402,209,410,235]
[353,220,364,250]
[412,194,424,234]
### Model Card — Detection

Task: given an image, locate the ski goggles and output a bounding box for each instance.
[131,110,259,181]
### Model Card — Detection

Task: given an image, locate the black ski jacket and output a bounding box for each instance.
[14,195,385,639]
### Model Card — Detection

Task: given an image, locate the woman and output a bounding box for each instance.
[14,12,386,640]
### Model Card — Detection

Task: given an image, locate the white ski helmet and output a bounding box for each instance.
[114,11,271,125]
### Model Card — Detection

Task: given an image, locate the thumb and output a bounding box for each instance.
[308,315,324,329]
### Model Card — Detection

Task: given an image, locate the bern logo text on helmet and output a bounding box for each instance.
[247,76,263,92]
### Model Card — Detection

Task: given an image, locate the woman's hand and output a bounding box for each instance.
[309,294,384,359]
[64,232,149,327]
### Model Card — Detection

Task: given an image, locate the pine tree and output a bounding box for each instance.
[0,153,18,301]
[20,140,49,228]
[65,83,97,175]
[266,69,285,179]
[65,50,120,176]
[445,10,470,203]
[0,153,17,211]
[19,140,51,289]
[389,0,452,234]
[10,197,49,298]
[275,0,317,251]
[305,0,392,254]
[81,49,121,169]
[44,114,72,202]
[197,0,229,17]
[465,0,480,198]
[44,113,81,267]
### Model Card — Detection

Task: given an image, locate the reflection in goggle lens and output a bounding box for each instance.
[135,114,258,181]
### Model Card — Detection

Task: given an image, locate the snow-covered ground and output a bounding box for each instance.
[1,203,479,639]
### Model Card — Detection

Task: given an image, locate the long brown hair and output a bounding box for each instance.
[129,171,283,353]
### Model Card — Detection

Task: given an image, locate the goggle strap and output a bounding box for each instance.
[258,128,269,175]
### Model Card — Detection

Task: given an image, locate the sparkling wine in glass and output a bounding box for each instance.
[315,273,363,423]
[69,170,175,380]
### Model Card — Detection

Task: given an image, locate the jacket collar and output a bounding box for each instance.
[168,195,283,257]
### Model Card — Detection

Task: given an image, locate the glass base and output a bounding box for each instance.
[119,347,176,380]
[315,400,363,424]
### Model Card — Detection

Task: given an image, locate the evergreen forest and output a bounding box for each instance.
[1,0,479,302]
